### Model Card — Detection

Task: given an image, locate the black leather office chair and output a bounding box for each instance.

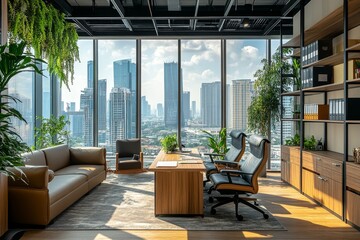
[203,130,246,184]
[116,139,143,171]
[208,134,270,221]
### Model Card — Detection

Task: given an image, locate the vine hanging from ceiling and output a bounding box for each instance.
[8,0,79,89]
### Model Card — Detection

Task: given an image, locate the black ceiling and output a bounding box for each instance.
[48,0,304,37]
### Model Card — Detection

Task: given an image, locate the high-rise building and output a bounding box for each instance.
[164,62,180,127]
[157,103,164,118]
[80,88,93,146]
[98,79,107,131]
[87,60,93,88]
[68,102,76,112]
[182,91,190,125]
[200,81,221,127]
[191,101,196,119]
[66,111,84,139]
[232,79,253,131]
[141,96,151,118]
[109,88,131,152]
[113,59,136,138]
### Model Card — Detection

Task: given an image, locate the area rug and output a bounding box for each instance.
[47,172,286,231]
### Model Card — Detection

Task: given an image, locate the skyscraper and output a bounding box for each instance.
[66,111,84,139]
[164,62,180,127]
[80,88,93,146]
[157,103,164,118]
[113,59,136,138]
[232,79,253,131]
[200,81,221,127]
[98,79,107,131]
[109,88,131,152]
[191,101,196,119]
[87,60,93,88]
[141,96,151,118]
[182,91,190,125]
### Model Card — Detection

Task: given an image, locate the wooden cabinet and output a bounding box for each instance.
[346,162,360,226]
[281,146,300,190]
[0,174,8,237]
[302,151,343,217]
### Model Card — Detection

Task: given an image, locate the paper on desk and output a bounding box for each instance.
[156,161,178,167]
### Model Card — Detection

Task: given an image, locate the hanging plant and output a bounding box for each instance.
[8,0,79,89]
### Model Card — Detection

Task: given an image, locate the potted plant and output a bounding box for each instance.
[160,134,178,153]
[34,115,70,149]
[202,128,229,158]
[0,41,43,237]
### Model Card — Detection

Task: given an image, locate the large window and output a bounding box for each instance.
[181,40,221,153]
[98,40,137,156]
[141,40,178,160]
[8,71,35,147]
[42,63,51,119]
[61,40,93,147]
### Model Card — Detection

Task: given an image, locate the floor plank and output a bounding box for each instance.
[21,173,360,240]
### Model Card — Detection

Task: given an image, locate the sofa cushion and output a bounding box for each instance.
[22,150,47,166]
[48,174,87,205]
[55,165,105,180]
[69,147,106,165]
[42,144,70,171]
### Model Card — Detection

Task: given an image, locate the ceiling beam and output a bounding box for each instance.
[218,0,235,32]
[147,0,159,36]
[110,0,133,31]
[192,0,200,30]
[263,0,299,35]
[73,19,93,36]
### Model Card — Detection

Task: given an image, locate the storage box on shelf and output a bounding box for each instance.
[304,104,329,120]
[302,40,332,66]
[301,66,333,89]
[329,98,360,120]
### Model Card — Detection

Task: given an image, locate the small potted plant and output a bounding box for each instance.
[160,134,178,153]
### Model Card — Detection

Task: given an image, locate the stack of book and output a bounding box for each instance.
[304,104,329,120]
[302,40,332,66]
[301,66,332,89]
[329,98,360,120]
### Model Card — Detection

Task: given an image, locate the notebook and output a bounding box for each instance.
[156,161,178,167]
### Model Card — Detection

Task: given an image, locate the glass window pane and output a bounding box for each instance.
[42,63,51,119]
[141,40,178,162]
[98,40,137,163]
[8,71,35,147]
[181,40,221,153]
[61,40,93,147]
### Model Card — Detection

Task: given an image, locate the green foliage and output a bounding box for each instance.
[8,0,79,89]
[292,58,301,90]
[202,128,229,157]
[34,115,70,149]
[304,135,317,150]
[160,134,178,152]
[248,48,293,137]
[285,134,301,146]
[0,41,44,179]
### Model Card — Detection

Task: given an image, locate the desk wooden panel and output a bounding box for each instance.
[148,150,205,216]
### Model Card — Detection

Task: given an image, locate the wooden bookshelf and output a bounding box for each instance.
[302,52,360,68]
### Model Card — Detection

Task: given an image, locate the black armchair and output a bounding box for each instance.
[116,139,143,171]
[208,134,270,221]
[203,130,246,183]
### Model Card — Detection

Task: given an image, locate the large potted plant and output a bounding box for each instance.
[0,41,43,237]
[202,128,229,159]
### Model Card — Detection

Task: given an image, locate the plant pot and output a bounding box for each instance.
[0,173,8,237]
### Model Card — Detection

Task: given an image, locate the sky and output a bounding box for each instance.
[57,39,279,112]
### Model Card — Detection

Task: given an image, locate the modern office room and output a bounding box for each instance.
[1,0,360,239]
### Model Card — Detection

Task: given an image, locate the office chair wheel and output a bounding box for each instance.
[263,214,269,219]
[236,214,243,221]
[210,208,216,215]
[254,201,259,206]
[209,197,214,203]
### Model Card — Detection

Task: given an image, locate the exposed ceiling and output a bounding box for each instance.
[49,0,303,37]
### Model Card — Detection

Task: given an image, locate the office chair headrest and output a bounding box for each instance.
[230,130,247,139]
[248,135,270,158]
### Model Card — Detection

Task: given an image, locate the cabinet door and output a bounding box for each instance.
[332,180,342,216]
[320,176,332,210]
[302,169,316,198]
[346,190,360,227]
[281,159,290,183]
[290,162,300,190]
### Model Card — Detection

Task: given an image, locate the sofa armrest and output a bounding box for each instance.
[70,147,106,165]
[8,166,49,189]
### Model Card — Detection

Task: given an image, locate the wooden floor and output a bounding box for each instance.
[21,173,360,240]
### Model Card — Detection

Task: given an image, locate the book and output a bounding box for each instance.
[156,161,178,168]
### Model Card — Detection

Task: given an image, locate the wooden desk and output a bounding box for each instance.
[148,150,205,216]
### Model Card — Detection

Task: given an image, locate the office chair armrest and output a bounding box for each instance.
[220,169,253,183]
[204,153,225,163]
[214,160,239,168]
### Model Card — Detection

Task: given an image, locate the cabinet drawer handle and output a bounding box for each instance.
[317,176,323,180]
[316,158,321,161]
[332,163,341,167]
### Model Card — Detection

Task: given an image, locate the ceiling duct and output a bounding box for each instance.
[167,0,181,11]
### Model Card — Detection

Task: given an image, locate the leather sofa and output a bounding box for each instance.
[8,144,106,225]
